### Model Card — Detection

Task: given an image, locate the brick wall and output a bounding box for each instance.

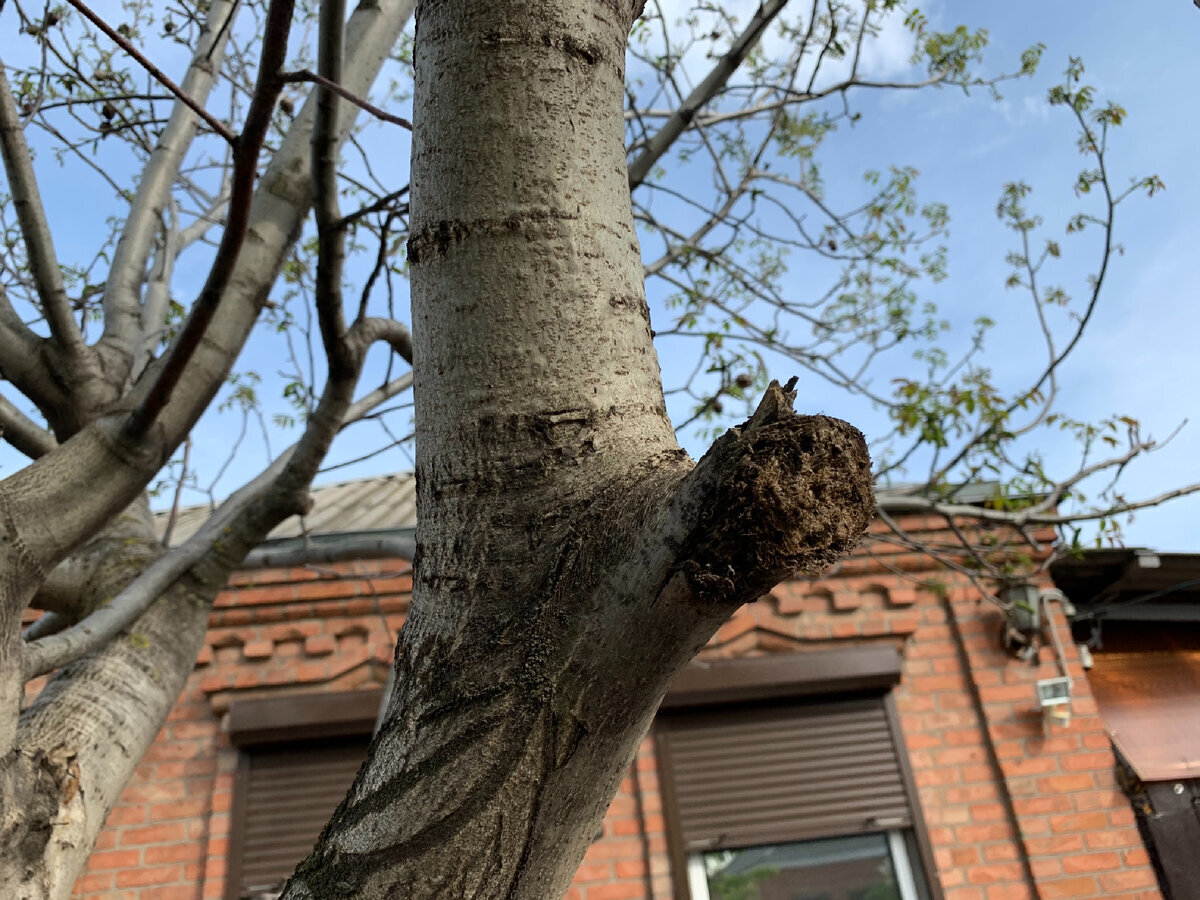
[72,518,1162,899]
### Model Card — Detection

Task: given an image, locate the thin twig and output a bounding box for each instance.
[283,69,413,129]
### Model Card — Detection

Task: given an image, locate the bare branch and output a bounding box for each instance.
[0,63,87,358]
[345,372,415,424]
[131,204,179,379]
[101,0,240,371]
[628,0,789,189]
[125,0,297,436]
[0,286,66,418]
[283,70,413,130]
[24,315,409,678]
[0,394,56,459]
[160,436,192,548]
[241,532,415,569]
[313,0,352,376]
[20,612,68,642]
[877,480,1200,528]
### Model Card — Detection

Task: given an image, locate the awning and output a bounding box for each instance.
[1087,650,1200,781]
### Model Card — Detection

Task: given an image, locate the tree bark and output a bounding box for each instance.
[282,1,873,897]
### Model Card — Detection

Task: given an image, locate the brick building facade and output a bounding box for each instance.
[68,477,1164,900]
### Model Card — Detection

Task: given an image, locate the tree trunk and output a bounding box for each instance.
[282,1,873,897]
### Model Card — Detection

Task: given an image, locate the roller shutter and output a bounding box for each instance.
[658,696,911,852]
[228,736,370,899]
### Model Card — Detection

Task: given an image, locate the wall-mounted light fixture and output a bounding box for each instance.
[1001,582,1042,661]
[1036,675,1072,728]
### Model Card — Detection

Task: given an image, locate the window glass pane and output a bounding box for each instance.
[701,833,903,900]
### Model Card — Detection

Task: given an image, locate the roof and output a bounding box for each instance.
[156,473,417,546]
[156,476,1034,549]
[1051,549,1200,621]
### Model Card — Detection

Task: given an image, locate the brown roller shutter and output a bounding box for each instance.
[659,696,911,852]
[228,736,370,899]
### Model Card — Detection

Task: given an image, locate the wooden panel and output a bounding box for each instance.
[660,697,910,853]
[1088,650,1200,780]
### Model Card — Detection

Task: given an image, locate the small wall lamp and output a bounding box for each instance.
[1036,675,1072,728]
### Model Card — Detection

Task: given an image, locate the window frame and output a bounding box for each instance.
[685,828,924,900]
[654,647,942,900]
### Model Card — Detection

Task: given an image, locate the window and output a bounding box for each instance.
[225,691,381,900]
[656,647,938,900]
[687,831,929,900]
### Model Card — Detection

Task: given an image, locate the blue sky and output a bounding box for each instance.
[2,0,1198,550]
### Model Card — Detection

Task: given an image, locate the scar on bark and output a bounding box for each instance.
[673,378,875,604]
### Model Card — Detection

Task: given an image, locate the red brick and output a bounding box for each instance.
[587,883,644,900]
[955,824,1012,843]
[968,863,1026,884]
[1026,834,1084,855]
[1035,774,1094,793]
[144,842,204,864]
[1060,751,1114,772]
[115,864,182,887]
[969,802,1005,822]
[575,862,612,882]
[74,871,114,893]
[616,860,647,878]
[1122,846,1150,867]
[139,887,201,900]
[583,839,643,861]
[1029,858,1064,879]
[242,639,274,659]
[1061,851,1120,874]
[88,849,142,870]
[1098,869,1158,891]
[1012,795,1071,816]
[1083,829,1140,850]
[983,844,1019,863]
[305,634,337,655]
[105,804,147,826]
[1048,812,1107,833]
[1108,807,1136,827]
[119,823,186,845]
[1038,876,1101,898]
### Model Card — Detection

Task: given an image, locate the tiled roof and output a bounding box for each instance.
[156,473,417,545]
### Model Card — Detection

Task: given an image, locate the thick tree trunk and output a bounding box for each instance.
[283,1,873,897]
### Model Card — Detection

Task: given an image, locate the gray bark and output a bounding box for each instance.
[281,1,872,897]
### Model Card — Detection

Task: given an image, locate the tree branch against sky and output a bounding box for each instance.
[0,0,1197,894]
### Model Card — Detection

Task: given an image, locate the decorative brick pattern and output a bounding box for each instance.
[73,522,1164,899]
